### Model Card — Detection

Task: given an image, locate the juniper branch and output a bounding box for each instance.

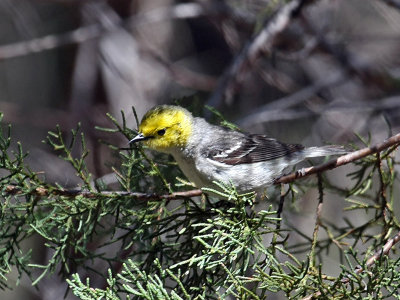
[3,184,202,201]
[5,133,399,201]
[302,229,400,300]
[345,229,400,283]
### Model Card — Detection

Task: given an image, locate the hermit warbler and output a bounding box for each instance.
[130,105,346,192]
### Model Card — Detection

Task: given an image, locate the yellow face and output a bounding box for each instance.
[134,106,193,150]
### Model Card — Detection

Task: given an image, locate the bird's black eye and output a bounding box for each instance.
[157,129,166,136]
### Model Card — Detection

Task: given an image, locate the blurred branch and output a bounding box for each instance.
[0,23,101,60]
[275,132,400,184]
[263,72,344,111]
[207,0,316,108]
[1,0,41,38]
[140,49,218,91]
[381,0,400,9]
[301,17,393,89]
[0,101,110,130]
[256,67,300,93]
[238,71,345,127]
[274,36,318,61]
[0,2,244,60]
[238,93,400,128]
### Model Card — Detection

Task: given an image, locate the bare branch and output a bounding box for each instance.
[275,132,400,184]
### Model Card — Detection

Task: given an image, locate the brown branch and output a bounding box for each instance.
[4,185,202,201]
[275,132,400,185]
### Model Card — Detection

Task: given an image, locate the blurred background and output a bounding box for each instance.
[1,0,400,299]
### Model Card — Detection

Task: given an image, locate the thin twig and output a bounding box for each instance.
[275,132,400,185]
[269,185,288,274]
[308,173,324,269]
[376,152,390,236]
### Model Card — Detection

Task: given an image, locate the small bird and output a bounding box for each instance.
[130,105,346,193]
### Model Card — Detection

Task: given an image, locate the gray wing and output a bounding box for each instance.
[205,133,304,165]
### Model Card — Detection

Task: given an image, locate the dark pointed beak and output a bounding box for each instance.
[129,133,149,144]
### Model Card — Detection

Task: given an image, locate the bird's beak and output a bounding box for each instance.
[129,133,149,144]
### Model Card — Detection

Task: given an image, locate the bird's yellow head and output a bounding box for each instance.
[130,105,193,151]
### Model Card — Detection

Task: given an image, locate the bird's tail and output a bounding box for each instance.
[302,145,348,158]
